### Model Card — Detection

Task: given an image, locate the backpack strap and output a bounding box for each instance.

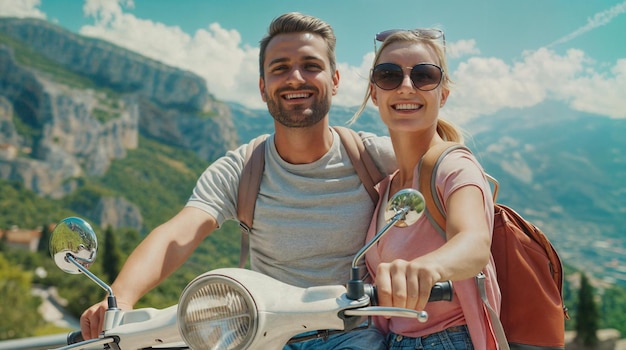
[332,126,383,203]
[237,134,269,268]
[418,141,468,237]
[418,142,510,350]
[418,142,499,235]
[236,127,384,268]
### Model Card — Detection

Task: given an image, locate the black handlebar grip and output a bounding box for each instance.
[366,280,453,305]
[67,330,84,344]
[428,280,453,302]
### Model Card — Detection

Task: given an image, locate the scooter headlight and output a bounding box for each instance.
[178,273,257,350]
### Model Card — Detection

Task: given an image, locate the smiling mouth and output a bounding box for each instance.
[284,92,312,100]
[393,103,422,111]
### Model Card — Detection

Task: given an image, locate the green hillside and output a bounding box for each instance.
[0,132,243,338]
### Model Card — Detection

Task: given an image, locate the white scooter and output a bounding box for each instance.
[47,188,452,350]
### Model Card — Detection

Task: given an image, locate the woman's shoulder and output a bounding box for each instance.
[438,146,485,174]
[434,147,489,192]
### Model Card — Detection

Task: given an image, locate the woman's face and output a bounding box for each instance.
[371,41,449,133]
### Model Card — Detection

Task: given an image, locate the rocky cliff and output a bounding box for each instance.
[0,17,238,229]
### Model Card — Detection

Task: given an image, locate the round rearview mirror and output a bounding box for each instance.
[384,188,426,227]
[49,217,98,274]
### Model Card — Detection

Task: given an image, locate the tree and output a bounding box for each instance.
[0,233,6,252]
[37,223,51,255]
[575,273,599,347]
[102,226,122,284]
[0,253,44,340]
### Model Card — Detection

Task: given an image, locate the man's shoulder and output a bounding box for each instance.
[343,129,395,174]
[356,130,384,141]
[356,130,392,151]
[244,133,272,147]
[330,126,388,142]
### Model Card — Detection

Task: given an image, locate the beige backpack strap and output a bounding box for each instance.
[418,141,467,236]
[333,126,383,203]
[237,134,269,268]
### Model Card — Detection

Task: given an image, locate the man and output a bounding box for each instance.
[81,12,395,349]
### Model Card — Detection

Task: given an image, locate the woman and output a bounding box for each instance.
[351,29,501,349]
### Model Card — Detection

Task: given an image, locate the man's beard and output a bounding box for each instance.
[266,88,330,128]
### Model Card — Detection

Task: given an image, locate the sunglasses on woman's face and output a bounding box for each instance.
[374,28,445,52]
[371,63,443,91]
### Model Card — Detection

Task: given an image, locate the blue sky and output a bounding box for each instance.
[1,0,625,124]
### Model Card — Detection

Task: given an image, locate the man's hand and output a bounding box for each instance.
[78,208,217,339]
[80,298,133,339]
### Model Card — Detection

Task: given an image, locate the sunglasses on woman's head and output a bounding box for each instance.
[371,63,443,91]
[374,28,446,52]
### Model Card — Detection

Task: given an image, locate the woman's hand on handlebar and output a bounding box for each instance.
[374,259,442,314]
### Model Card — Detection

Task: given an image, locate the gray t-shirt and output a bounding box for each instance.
[186,128,396,288]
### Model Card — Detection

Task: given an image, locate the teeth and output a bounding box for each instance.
[285,93,310,100]
[395,103,420,110]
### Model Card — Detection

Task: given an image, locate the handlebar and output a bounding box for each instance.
[67,331,83,345]
[364,280,453,305]
[66,281,452,346]
[428,280,454,302]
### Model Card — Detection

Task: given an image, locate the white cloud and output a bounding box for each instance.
[78,0,265,108]
[447,39,481,59]
[334,52,374,108]
[548,1,626,47]
[0,0,46,19]
[83,0,135,22]
[564,58,626,118]
[442,47,626,123]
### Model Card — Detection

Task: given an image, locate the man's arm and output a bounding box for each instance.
[80,206,218,339]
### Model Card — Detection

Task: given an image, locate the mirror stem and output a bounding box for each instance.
[66,254,118,309]
[347,207,409,300]
[351,207,408,269]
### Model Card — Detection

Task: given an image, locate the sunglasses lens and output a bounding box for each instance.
[410,65,442,91]
[416,29,442,40]
[372,64,443,91]
[372,63,404,90]
[375,29,401,43]
[375,29,443,42]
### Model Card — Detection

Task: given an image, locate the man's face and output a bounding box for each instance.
[259,32,339,128]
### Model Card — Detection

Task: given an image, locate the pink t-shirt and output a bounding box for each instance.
[365,149,501,349]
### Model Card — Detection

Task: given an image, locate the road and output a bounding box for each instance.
[32,285,80,330]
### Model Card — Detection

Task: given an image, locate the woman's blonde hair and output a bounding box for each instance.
[350,29,463,143]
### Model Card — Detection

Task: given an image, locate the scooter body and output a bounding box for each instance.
[40,188,451,350]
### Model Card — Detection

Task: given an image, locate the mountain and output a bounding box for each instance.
[0,17,625,287]
[0,17,238,229]
[0,17,239,187]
